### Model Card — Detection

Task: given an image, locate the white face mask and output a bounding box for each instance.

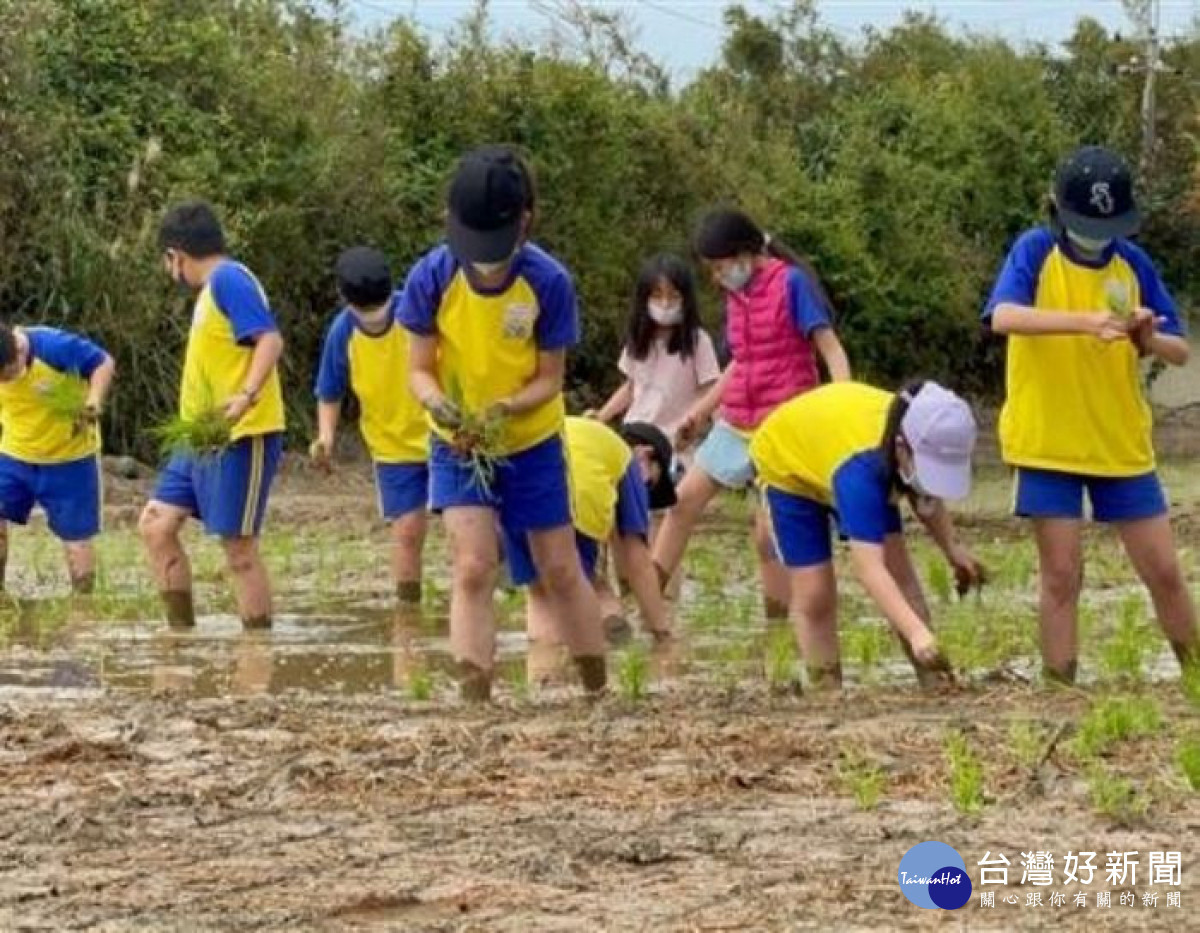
[718,260,753,293]
[355,305,392,330]
[647,300,683,326]
[472,260,509,277]
[899,464,939,516]
[1066,230,1112,254]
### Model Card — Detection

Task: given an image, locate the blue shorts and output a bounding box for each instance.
[763,486,903,569]
[430,434,571,534]
[694,420,755,490]
[153,433,283,538]
[504,461,648,587]
[375,461,429,521]
[1014,467,1167,523]
[0,453,101,542]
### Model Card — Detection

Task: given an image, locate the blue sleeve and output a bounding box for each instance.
[614,460,651,538]
[786,267,831,337]
[397,247,455,338]
[314,313,352,402]
[1117,242,1185,337]
[522,247,579,352]
[982,228,1055,321]
[210,262,277,345]
[28,328,108,378]
[830,453,893,545]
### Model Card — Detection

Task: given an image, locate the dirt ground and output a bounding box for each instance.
[1,449,1198,931]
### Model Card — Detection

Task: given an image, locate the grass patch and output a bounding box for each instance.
[837,748,886,810]
[1007,719,1047,770]
[1098,594,1152,682]
[1086,765,1150,824]
[406,664,433,701]
[617,644,650,701]
[1176,737,1200,791]
[763,627,797,692]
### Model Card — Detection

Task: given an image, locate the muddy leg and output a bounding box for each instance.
[64,540,96,595]
[391,509,427,605]
[1033,519,1084,684]
[443,507,500,702]
[788,563,840,690]
[139,501,195,627]
[1116,514,1198,673]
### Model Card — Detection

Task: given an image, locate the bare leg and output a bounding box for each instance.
[1033,518,1084,684]
[754,506,790,621]
[64,540,96,594]
[390,509,428,604]
[221,536,272,628]
[443,507,500,701]
[1116,514,1198,668]
[650,468,723,587]
[139,501,195,627]
[0,520,9,590]
[788,562,839,689]
[528,525,606,692]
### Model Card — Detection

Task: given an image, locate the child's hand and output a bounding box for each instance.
[1085,311,1132,343]
[1129,308,1162,356]
[223,390,256,423]
[425,395,462,430]
[908,629,943,666]
[948,545,988,597]
[308,439,333,474]
[675,408,706,448]
[71,403,100,437]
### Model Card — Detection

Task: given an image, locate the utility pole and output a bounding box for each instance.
[1139,0,1161,178]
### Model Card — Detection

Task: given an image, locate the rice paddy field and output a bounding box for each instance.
[1,447,1199,931]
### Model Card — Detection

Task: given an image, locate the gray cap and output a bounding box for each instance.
[900,383,977,501]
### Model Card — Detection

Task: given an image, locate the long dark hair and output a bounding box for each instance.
[626,253,702,361]
[693,207,833,314]
[880,379,928,490]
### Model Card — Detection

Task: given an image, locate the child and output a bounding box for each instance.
[0,324,115,593]
[139,201,286,630]
[398,145,606,702]
[516,417,676,657]
[592,253,721,451]
[652,208,852,620]
[984,145,1198,683]
[311,246,429,604]
[750,380,985,688]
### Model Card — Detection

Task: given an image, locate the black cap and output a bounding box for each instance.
[1053,146,1140,240]
[336,246,393,308]
[620,422,677,511]
[446,146,529,264]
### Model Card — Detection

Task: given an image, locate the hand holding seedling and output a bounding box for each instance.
[71,403,100,437]
[426,395,463,431]
[948,545,988,598]
[308,439,333,474]
[223,390,255,424]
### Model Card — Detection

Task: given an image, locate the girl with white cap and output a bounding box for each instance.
[749,381,986,688]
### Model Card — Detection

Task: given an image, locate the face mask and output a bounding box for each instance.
[899,465,939,516]
[647,300,682,326]
[1066,230,1112,254]
[718,260,753,293]
[355,305,392,330]
[472,260,509,277]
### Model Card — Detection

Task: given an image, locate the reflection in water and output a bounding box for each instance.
[232,632,273,696]
[391,604,424,691]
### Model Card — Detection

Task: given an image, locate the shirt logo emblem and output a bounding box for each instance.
[502,303,535,339]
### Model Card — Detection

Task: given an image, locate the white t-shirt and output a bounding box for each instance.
[619,331,721,442]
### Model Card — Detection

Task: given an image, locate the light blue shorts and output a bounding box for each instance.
[694,420,755,490]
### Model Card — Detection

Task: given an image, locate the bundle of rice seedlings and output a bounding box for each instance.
[39,378,94,436]
[445,377,507,495]
[151,408,232,459]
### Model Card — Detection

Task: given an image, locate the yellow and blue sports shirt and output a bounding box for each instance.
[397,243,578,456]
[564,416,633,543]
[315,298,428,464]
[0,327,109,464]
[751,382,902,544]
[984,228,1183,477]
[180,261,285,440]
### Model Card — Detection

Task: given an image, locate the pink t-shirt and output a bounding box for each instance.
[619,331,721,441]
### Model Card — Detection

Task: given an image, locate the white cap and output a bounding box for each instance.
[900,383,977,500]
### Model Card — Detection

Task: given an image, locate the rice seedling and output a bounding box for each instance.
[1071,695,1163,758]
[1177,737,1200,792]
[151,407,232,459]
[944,730,985,815]
[1099,594,1150,682]
[504,660,529,702]
[843,621,892,675]
[1086,765,1149,824]
[763,626,797,692]
[617,644,650,701]
[407,664,433,701]
[1182,662,1200,709]
[38,378,92,433]
[837,747,886,810]
[1007,719,1047,770]
[445,378,507,496]
[1104,279,1134,321]
[925,556,953,603]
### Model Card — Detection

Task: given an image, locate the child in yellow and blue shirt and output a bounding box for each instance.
[312,246,429,604]
[750,381,985,688]
[140,201,285,630]
[0,324,114,593]
[515,417,676,654]
[984,145,1197,682]
[399,145,607,701]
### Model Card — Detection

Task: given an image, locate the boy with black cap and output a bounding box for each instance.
[984,144,1197,683]
[140,201,285,630]
[398,145,607,701]
[312,246,429,604]
[518,417,676,655]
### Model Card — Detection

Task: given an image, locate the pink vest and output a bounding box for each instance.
[721,258,819,430]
